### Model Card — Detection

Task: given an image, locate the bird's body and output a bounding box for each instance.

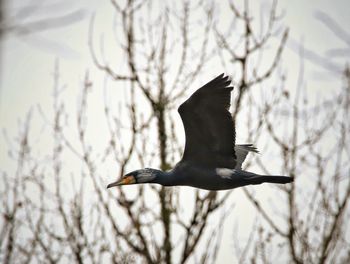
[169,163,290,191]
[107,74,293,191]
[164,162,253,191]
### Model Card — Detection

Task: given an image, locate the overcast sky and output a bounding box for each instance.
[1,0,349,262]
[1,0,349,129]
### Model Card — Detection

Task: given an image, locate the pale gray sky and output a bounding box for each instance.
[1,0,349,262]
[1,0,349,133]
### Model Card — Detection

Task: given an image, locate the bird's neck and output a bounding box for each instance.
[153,170,179,186]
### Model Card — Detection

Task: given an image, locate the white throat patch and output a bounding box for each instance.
[216,168,235,179]
[137,168,157,183]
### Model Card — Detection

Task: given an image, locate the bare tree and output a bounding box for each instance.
[2,0,348,263]
[215,1,350,263]
[2,0,229,262]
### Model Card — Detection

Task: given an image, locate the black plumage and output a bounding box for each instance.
[107,74,293,191]
[178,73,236,168]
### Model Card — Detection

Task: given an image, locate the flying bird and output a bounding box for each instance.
[107,74,293,191]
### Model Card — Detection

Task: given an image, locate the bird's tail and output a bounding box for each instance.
[249,175,293,185]
[232,170,293,186]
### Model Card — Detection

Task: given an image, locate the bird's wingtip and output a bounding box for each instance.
[217,73,228,79]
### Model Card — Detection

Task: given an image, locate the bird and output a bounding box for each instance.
[107,73,293,191]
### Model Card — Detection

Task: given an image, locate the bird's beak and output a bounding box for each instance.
[107,175,136,188]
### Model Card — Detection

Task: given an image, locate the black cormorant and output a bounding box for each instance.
[107,74,293,191]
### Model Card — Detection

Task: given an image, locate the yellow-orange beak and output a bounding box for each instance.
[107,175,136,188]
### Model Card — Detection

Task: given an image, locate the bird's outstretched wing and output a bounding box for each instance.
[178,73,236,168]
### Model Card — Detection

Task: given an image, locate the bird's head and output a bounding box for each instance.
[107,168,161,188]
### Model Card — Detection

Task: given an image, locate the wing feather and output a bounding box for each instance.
[178,73,236,168]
